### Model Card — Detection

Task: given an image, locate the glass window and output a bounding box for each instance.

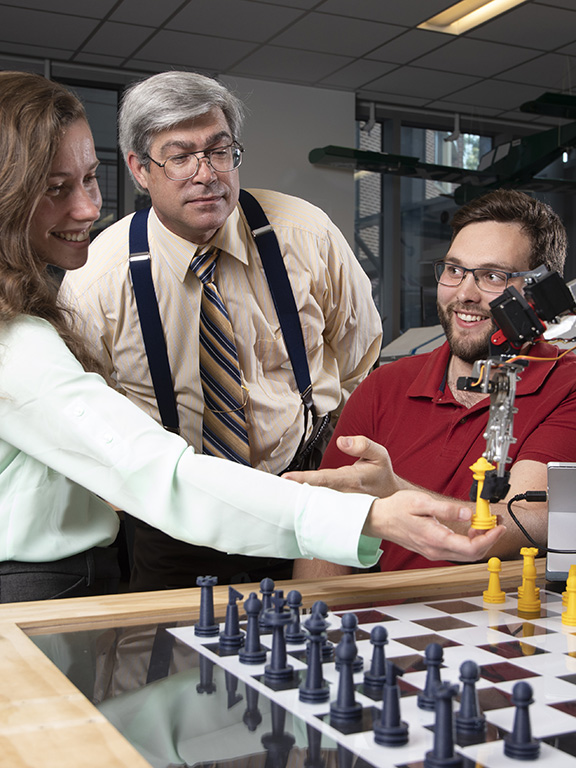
[355,119,493,343]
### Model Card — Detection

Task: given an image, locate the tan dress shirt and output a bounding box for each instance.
[60,189,382,474]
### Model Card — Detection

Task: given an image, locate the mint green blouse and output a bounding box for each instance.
[0,316,380,566]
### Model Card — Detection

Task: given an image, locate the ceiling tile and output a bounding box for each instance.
[364,66,479,101]
[415,38,540,78]
[319,60,397,89]
[368,29,449,64]
[109,0,187,26]
[447,80,544,111]
[494,53,576,91]
[130,30,258,70]
[271,13,402,57]
[0,0,115,15]
[0,5,99,51]
[253,0,319,8]
[72,52,128,68]
[533,0,576,9]
[424,100,503,118]
[316,0,454,26]
[230,45,352,83]
[468,4,576,51]
[357,89,430,108]
[167,0,304,43]
[0,0,574,127]
[81,22,155,56]
[558,41,576,57]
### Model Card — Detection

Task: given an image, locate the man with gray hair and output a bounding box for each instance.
[61,70,383,591]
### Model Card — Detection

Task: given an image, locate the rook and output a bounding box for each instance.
[194,575,219,637]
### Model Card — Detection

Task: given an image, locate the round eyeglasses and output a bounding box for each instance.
[146,141,244,181]
[433,261,533,294]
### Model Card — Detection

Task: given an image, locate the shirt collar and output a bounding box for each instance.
[148,202,252,283]
[407,340,560,405]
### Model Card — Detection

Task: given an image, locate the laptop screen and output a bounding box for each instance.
[547,462,576,580]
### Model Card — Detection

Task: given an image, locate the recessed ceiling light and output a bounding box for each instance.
[418,0,527,36]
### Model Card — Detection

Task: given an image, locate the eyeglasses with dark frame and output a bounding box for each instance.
[433,260,533,294]
[145,141,244,181]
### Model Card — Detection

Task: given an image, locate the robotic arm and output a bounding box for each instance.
[457,267,576,503]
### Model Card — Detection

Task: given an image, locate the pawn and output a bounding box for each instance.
[239,592,267,665]
[219,586,245,654]
[503,681,540,760]
[373,661,408,746]
[455,660,486,734]
[363,625,388,695]
[286,590,307,644]
[335,613,363,673]
[418,642,444,711]
[259,577,275,631]
[483,557,505,604]
[308,601,334,662]
[330,632,362,723]
[194,575,219,637]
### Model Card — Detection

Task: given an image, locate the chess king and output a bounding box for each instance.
[288,189,576,577]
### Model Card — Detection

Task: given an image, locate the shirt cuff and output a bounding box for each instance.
[295,485,382,568]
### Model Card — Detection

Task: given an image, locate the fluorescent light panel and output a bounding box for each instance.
[418,0,527,35]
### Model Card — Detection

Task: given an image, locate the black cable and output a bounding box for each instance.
[507,492,576,554]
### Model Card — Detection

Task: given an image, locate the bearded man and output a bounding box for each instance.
[289,189,576,576]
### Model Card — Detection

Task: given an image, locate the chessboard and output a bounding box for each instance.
[170,583,576,768]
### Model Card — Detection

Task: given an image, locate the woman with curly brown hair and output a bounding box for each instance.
[0,72,504,602]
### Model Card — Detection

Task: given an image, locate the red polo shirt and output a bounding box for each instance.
[321,341,576,571]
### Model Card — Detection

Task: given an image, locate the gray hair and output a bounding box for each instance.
[119,71,245,184]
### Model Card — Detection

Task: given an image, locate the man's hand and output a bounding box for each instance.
[364,490,507,563]
[282,435,400,497]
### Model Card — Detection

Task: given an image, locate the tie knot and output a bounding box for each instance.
[190,246,219,284]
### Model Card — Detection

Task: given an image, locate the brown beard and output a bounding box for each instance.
[437,301,497,364]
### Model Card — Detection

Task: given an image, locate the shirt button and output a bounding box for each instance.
[74,407,85,417]
[460,416,468,424]
[103,434,114,444]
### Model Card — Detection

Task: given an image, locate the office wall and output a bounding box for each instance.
[222,75,355,244]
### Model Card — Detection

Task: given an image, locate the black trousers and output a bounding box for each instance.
[0,547,121,603]
[128,517,293,592]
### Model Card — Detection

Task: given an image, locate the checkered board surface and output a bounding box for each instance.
[171,588,576,767]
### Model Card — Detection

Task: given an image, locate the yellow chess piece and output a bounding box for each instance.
[483,557,506,604]
[469,457,497,530]
[517,546,540,613]
[562,565,576,627]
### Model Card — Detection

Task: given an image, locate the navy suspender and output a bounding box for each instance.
[128,207,180,433]
[128,192,317,437]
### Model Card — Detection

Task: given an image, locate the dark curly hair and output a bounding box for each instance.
[451,189,567,276]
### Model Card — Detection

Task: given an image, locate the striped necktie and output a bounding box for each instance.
[190,247,251,465]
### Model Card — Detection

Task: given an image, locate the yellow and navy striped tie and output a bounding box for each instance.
[190,247,251,465]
